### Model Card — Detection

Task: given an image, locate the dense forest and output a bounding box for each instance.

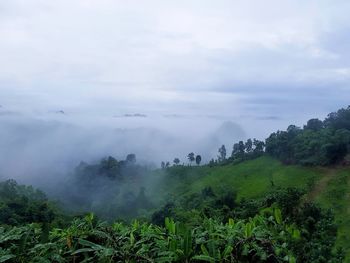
[225,106,350,166]
[1,106,350,262]
[265,107,350,165]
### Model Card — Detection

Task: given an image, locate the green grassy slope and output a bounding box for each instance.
[315,168,350,262]
[143,156,350,261]
[151,156,323,201]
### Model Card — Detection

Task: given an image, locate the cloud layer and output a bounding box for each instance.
[1,0,349,121]
[1,1,350,182]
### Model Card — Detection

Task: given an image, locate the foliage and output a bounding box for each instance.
[0,180,57,226]
[265,106,350,166]
[316,169,350,261]
[188,152,195,165]
[173,158,180,166]
[55,154,156,221]
[0,209,302,263]
[218,145,227,162]
[195,155,202,166]
[149,185,343,262]
[230,139,265,164]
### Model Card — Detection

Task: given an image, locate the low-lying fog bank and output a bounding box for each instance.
[0,106,293,191]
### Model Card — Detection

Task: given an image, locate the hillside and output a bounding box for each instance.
[314,168,350,261]
[152,156,322,201]
[1,156,349,262]
[149,156,350,261]
[65,156,350,261]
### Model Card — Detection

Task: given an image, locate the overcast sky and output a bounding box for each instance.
[1,0,350,130]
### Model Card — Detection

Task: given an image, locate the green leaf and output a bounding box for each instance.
[292,229,300,239]
[71,248,95,255]
[274,208,282,224]
[223,245,233,258]
[228,218,234,227]
[0,255,15,263]
[78,239,103,250]
[165,218,176,234]
[244,222,253,238]
[200,244,210,256]
[130,232,135,245]
[284,255,296,263]
[192,255,215,262]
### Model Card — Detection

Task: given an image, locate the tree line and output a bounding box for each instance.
[265,106,350,165]
[76,106,350,172]
[211,105,350,167]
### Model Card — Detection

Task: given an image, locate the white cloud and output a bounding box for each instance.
[0,0,349,120]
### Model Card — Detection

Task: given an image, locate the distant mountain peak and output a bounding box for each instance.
[216,121,246,137]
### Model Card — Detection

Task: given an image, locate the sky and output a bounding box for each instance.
[1,0,350,124]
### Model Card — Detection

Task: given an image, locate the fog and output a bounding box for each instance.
[1,0,350,199]
[0,103,301,190]
[0,110,221,183]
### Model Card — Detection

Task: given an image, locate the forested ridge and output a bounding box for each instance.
[1,106,350,262]
[265,106,350,165]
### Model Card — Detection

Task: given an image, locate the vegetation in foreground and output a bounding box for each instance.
[0,179,345,262]
[0,211,300,263]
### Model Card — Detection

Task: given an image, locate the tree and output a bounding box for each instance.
[173,158,180,166]
[195,155,202,166]
[100,156,120,178]
[287,125,301,135]
[218,145,226,162]
[304,118,323,131]
[208,158,216,167]
[161,161,165,169]
[126,154,136,164]
[245,139,253,153]
[324,105,350,130]
[238,141,245,155]
[231,141,245,160]
[321,142,347,165]
[265,130,294,163]
[253,139,265,154]
[187,152,195,165]
[0,180,56,226]
[264,107,350,165]
[101,156,118,170]
[232,143,240,158]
